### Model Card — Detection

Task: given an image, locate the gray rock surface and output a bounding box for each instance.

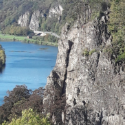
[18,11,43,31]
[18,12,30,27]
[18,4,63,31]
[49,5,63,18]
[44,8,125,125]
[29,10,41,31]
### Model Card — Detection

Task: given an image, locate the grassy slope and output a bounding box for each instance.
[0,33,58,46]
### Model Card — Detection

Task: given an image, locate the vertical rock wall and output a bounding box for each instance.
[44,9,125,125]
[17,4,63,31]
[18,12,30,27]
[29,10,41,31]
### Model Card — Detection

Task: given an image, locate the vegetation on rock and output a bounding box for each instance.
[107,0,125,63]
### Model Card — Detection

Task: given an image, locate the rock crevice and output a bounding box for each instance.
[44,9,125,125]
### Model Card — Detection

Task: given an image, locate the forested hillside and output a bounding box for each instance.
[0,0,105,35]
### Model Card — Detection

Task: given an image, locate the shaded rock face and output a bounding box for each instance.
[18,12,30,27]
[44,10,125,125]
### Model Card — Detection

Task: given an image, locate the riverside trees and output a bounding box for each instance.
[0,85,44,124]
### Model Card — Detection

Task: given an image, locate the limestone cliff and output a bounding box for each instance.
[29,10,41,31]
[44,7,125,125]
[49,4,63,20]
[17,4,63,31]
[18,12,30,27]
[18,10,44,31]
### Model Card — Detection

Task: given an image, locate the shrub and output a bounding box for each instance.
[2,108,50,125]
[82,49,89,56]
[115,53,125,63]
[89,49,96,55]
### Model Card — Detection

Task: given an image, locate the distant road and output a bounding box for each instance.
[34,31,60,38]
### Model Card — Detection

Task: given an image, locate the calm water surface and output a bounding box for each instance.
[0,41,58,105]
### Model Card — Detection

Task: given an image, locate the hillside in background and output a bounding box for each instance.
[0,0,106,45]
[0,0,74,34]
[0,0,104,35]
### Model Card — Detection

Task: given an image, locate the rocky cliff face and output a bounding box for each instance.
[49,4,63,19]
[18,12,30,27]
[18,10,44,31]
[17,4,63,31]
[29,10,41,31]
[44,8,125,125]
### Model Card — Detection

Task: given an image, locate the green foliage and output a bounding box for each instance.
[2,25,33,36]
[2,108,50,125]
[0,85,44,124]
[82,49,97,56]
[107,0,125,63]
[0,84,66,125]
[0,0,109,35]
[0,46,5,65]
[32,35,58,43]
[82,49,89,56]
[89,49,96,55]
[115,52,125,62]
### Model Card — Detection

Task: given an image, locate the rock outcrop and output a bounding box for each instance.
[18,10,44,31]
[49,5,63,18]
[44,7,125,125]
[29,10,41,31]
[18,4,63,31]
[18,12,30,27]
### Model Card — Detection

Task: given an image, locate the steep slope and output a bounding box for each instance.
[44,3,125,125]
[0,0,63,33]
[0,0,88,35]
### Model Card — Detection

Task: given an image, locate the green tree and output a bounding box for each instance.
[2,108,50,125]
[107,0,125,62]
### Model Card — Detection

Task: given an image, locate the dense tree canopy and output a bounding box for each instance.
[0,85,44,124]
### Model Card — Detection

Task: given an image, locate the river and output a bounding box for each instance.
[0,41,58,105]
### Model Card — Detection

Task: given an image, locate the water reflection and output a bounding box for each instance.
[0,64,5,73]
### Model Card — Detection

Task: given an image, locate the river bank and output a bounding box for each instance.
[0,33,58,46]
